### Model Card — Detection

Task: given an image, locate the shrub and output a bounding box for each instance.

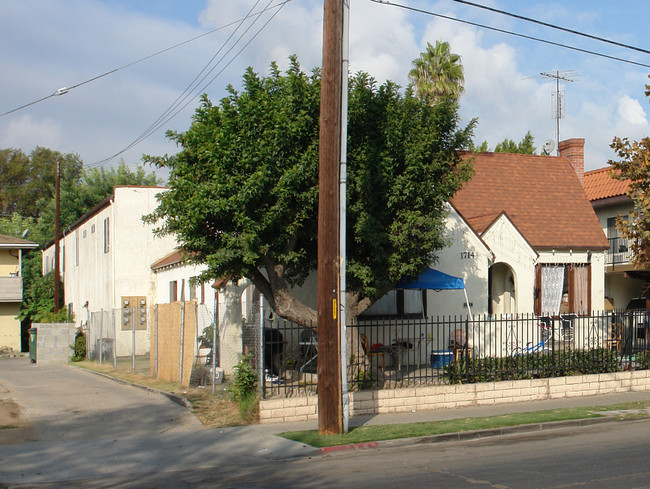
[70,330,86,362]
[230,354,258,419]
[445,347,621,384]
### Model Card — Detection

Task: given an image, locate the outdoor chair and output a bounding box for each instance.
[360,333,385,373]
[605,322,623,352]
[449,329,473,362]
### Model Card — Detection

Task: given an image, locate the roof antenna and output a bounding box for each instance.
[536,70,579,155]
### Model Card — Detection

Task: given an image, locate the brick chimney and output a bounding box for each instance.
[558,138,585,186]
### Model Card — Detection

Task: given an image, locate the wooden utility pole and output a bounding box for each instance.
[53,158,61,314]
[317,0,343,434]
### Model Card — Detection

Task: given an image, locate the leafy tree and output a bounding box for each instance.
[609,79,650,267]
[18,273,72,324]
[145,57,475,324]
[0,147,82,218]
[408,41,465,105]
[471,131,537,154]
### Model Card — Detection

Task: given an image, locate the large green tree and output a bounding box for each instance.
[408,41,465,105]
[609,78,650,267]
[145,57,475,325]
[0,147,83,218]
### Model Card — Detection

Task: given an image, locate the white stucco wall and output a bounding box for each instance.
[481,215,538,315]
[42,187,178,355]
[425,206,491,318]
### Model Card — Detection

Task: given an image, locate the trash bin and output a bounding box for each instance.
[28,328,37,363]
[430,350,453,369]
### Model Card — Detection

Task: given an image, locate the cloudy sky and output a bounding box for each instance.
[2,0,649,179]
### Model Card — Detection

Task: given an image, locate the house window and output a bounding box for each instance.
[103,218,110,253]
[91,224,95,234]
[189,277,197,301]
[359,289,426,319]
[201,283,205,304]
[169,281,178,302]
[535,264,590,315]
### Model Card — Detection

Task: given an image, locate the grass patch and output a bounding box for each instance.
[74,360,257,427]
[279,401,650,448]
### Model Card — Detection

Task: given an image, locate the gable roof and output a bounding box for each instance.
[584,167,631,202]
[0,234,38,249]
[450,152,609,250]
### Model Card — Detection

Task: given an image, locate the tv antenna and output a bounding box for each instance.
[536,70,579,155]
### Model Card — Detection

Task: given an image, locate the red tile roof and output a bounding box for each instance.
[451,152,609,250]
[583,167,631,202]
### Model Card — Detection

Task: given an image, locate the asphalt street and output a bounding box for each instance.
[1,357,650,488]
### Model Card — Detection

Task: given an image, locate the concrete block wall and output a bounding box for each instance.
[259,370,650,424]
[34,323,77,366]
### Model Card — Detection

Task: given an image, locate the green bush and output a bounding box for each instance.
[230,354,258,418]
[445,348,621,384]
[70,330,86,362]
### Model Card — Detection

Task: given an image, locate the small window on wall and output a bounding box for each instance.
[169,281,178,302]
[189,277,197,301]
[75,230,79,266]
[359,289,426,319]
[103,218,110,253]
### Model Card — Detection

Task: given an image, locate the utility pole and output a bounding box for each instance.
[53,158,61,314]
[317,0,343,435]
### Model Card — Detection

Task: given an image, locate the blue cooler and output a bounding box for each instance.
[430,350,453,368]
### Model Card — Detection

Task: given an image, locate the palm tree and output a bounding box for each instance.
[408,40,465,105]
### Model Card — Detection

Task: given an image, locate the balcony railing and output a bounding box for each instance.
[0,276,22,302]
[607,236,633,266]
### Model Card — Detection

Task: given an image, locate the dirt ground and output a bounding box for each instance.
[0,398,32,445]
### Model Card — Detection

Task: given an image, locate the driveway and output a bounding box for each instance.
[0,358,202,444]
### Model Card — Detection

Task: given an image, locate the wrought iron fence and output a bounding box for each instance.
[262,310,650,398]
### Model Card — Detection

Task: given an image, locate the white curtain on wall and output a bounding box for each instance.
[541,266,564,315]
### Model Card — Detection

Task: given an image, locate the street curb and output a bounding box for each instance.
[318,415,619,455]
[68,364,192,408]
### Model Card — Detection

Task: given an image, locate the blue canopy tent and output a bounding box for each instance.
[395,268,472,318]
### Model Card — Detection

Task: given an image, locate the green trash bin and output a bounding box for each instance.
[28,328,37,363]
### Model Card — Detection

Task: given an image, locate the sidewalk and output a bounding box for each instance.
[246,390,650,455]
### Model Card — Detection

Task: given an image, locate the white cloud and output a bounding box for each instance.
[1,115,64,153]
[617,95,648,126]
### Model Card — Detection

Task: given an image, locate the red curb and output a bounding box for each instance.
[319,442,379,454]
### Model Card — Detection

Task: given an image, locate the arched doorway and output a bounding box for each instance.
[488,263,517,315]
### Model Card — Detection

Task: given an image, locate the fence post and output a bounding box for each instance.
[99,309,104,365]
[179,301,185,385]
[112,309,117,369]
[132,305,136,371]
[212,294,218,394]
[259,294,266,399]
[154,304,158,377]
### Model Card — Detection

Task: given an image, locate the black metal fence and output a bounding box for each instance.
[262,310,650,398]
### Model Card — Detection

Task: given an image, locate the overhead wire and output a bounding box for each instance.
[0,1,291,118]
[88,0,288,168]
[449,0,650,56]
[369,0,650,69]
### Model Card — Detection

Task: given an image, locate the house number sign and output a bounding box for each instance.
[460,251,476,259]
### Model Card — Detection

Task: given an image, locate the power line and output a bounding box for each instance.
[449,0,650,56]
[0,1,291,118]
[88,0,289,168]
[369,0,650,69]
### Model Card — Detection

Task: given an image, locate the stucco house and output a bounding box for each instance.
[42,186,177,355]
[363,138,609,319]
[0,234,38,352]
[584,166,648,310]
